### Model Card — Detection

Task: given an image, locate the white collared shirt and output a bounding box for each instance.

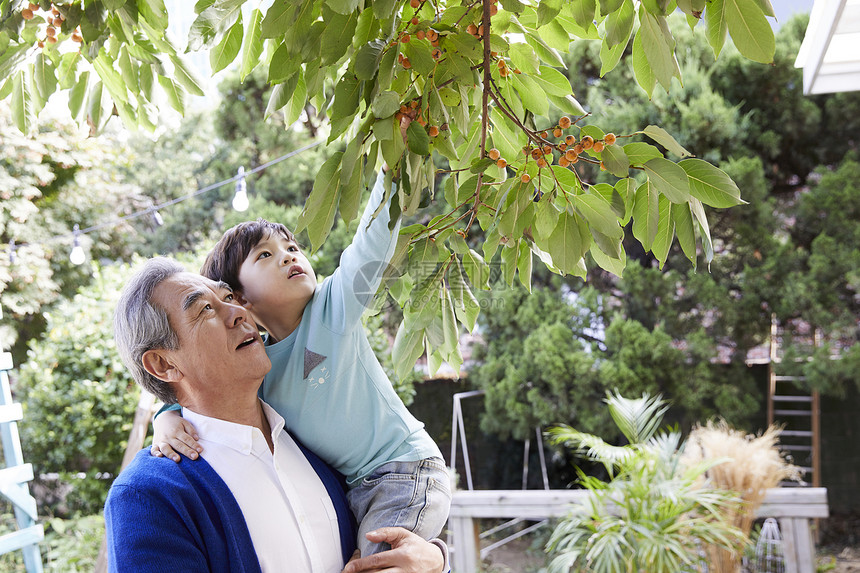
[183,401,343,573]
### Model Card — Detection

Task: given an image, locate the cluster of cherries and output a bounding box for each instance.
[488,116,620,183]
[21,2,83,47]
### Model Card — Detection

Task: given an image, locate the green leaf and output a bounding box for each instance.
[651,194,674,267]
[284,71,307,126]
[381,127,406,168]
[491,110,526,165]
[705,0,727,58]
[330,73,361,140]
[574,193,623,239]
[440,288,459,358]
[268,42,302,84]
[538,20,572,52]
[632,31,656,98]
[0,44,28,84]
[353,8,377,48]
[641,125,691,158]
[265,75,298,118]
[187,0,243,50]
[117,48,137,90]
[638,6,680,91]
[605,0,634,47]
[320,8,358,66]
[689,197,713,267]
[238,9,263,80]
[372,90,401,119]
[210,17,243,73]
[392,322,425,380]
[590,240,626,277]
[537,0,563,27]
[632,180,658,250]
[157,75,185,114]
[33,53,58,103]
[672,201,697,266]
[139,100,158,131]
[546,211,587,275]
[297,152,343,251]
[372,0,398,20]
[511,73,549,117]
[509,43,539,75]
[524,31,565,68]
[500,242,517,286]
[724,0,774,64]
[404,40,436,77]
[0,78,14,101]
[623,141,662,165]
[549,94,587,116]
[599,31,628,76]
[571,0,596,29]
[138,0,169,31]
[326,0,360,16]
[449,260,480,332]
[355,39,386,80]
[338,141,363,224]
[534,194,560,240]
[93,49,128,103]
[406,121,430,156]
[517,239,533,291]
[616,177,636,223]
[601,143,629,177]
[532,65,572,97]
[462,249,490,290]
[644,158,690,204]
[68,70,90,119]
[11,70,34,134]
[87,81,108,132]
[679,158,744,208]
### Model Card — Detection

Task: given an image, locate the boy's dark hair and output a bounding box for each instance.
[200,218,295,291]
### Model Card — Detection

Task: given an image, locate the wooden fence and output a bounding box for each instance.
[449,487,828,573]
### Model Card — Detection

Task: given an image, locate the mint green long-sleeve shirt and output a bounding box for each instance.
[260,171,441,486]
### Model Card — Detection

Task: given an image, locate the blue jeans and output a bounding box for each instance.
[347,457,452,556]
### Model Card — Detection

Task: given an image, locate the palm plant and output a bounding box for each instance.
[545,391,746,573]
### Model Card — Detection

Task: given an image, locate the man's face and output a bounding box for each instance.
[237,232,317,318]
[150,272,270,400]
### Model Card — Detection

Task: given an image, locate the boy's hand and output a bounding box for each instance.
[151,410,202,462]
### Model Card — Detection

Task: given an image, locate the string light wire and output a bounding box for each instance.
[5,139,324,261]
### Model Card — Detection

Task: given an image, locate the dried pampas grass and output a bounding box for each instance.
[683,420,801,573]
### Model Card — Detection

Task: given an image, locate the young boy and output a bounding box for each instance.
[152,167,451,556]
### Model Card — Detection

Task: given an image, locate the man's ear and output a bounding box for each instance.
[141,349,182,383]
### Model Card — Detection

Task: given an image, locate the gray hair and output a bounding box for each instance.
[114,257,185,404]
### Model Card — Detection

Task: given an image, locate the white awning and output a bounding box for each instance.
[795,0,860,94]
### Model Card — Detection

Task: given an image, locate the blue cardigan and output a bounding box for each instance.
[105,444,356,572]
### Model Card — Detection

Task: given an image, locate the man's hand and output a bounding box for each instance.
[151,410,203,462]
[341,528,445,573]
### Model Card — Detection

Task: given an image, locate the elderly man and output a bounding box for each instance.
[106,257,446,573]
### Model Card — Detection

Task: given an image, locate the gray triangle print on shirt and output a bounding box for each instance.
[304,349,327,379]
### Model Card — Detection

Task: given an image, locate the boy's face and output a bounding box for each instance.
[237,232,317,320]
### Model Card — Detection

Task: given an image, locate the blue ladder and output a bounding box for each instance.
[0,351,44,572]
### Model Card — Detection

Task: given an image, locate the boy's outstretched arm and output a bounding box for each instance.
[151,409,203,462]
[322,116,410,328]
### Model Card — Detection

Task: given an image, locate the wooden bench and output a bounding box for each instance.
[449,487,828,573]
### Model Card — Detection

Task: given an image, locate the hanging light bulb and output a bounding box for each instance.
[151,209,164,227]
[69,224,86,265]
[232,166,249,212]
